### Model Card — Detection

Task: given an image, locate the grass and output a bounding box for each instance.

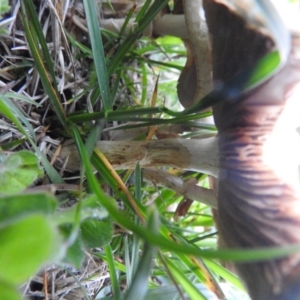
[1,1,298,299]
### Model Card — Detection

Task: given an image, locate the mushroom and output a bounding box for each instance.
[203,0,300,299]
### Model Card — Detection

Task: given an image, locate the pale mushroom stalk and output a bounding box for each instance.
[58,137,219,176]
[143,168,217,208]
[152,14,188,38]
[100,14,189,38]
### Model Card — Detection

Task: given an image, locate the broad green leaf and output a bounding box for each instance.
[80,218,113,248]
[0,151,43,195]
[0,280,21,300]
[0,193,57,223]
[59,224,85,268]
[0,0,10,16]
[0,215,59,284]
[54,195,109,225]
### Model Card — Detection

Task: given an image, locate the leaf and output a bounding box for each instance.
[0,280,21,300]
[0,193,57,224]
[0,215,60,285]
[80,218,113,248]
[59,224,85,268]
[0,0,10,16]
[0,151,43,195]
[54,194,109,225]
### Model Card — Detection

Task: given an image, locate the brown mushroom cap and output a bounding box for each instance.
[176,0,212,108]
[203,0,300,299]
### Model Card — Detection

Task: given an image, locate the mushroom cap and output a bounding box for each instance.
[177,40,199,108]
[176,0,212,108]
[203,0,300,299]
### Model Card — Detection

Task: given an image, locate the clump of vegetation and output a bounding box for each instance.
[1,1,298,299]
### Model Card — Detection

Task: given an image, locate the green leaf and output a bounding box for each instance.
[0,280,21,300]
[54,195,109,225]
[60,224,85,268]
[80,218,113,248]
[0,193,57,224]
[0,215,59,285]
[0,151,43,195]
[0,0,10,16]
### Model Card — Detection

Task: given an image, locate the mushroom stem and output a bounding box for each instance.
[152,14,188,38]
[143,168,217,207]
[99,14,189,38]
[100,18,138,35]
[58,137,219,176]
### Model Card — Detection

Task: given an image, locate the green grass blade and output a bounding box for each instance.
[124,208,159,300]
[0,95,64,184]
[163,256,206,300]
[107,0,169,75]
[1,95,36,142]
[83,0,111,111]
[20,2,68,129]
[105,244,123,300]
[134,0,152,23]
[203,258,245,291]
[21,0,56,83]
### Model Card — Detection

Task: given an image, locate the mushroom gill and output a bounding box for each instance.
[203,0,300,299]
